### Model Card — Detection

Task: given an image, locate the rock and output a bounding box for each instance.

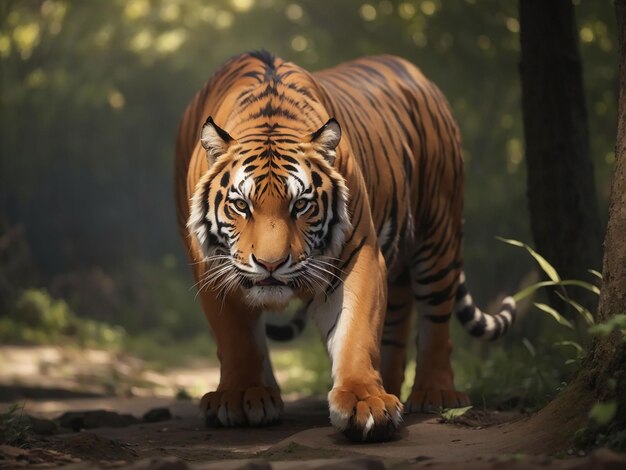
[23,415,57,435]
[143,407,172,423]
[57,410,140,431]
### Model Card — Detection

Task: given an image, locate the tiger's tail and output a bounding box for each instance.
[266,272,516,342]
[265,307,307,341]
[454,271,517,340]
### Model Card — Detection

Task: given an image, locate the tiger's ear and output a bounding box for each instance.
[310,118,341,164]
[201,116,234,165]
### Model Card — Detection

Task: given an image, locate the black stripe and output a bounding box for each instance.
[381,339,406,349]
[457,306,475,325]
[414,280,456,306]
[425,313,451,323]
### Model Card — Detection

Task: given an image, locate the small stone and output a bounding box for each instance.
[58,410,140,431]
[143,407,172,423]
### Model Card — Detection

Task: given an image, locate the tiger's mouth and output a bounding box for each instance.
[255,277,287,287]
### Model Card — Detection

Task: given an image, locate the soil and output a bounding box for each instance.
[2,394,625,469]
[1,346,625,469]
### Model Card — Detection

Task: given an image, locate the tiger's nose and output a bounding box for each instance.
[252,254,289,273]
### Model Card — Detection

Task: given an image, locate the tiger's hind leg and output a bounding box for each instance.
[380,267,413,398]
[404,241,470,413]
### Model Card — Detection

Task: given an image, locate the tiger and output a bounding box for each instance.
[174,50,516,442]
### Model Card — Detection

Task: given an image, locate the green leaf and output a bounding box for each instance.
[512,281,559,302]
[589,401,617,426]
[558,280,600,295]
[533,302,574,329]
[512,280,600,303]
[439,405,473,422]
[589,323,613,336]
[588,269,603,280]
[497,237,561,283]
[555,292,595,326]
[553,340,583,354]
[589,314,626,336]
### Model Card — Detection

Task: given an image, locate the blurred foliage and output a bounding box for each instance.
[0,0,616,305]
[270,331,332,397]
[124,330,217,368]
[0,404,30,447]
[0,0,619,408]
[0,288,126,348]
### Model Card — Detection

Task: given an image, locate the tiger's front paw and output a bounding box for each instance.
[200,386,283,427]
[328,383,403,442]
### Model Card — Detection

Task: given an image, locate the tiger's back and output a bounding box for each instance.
[314,55,464,275]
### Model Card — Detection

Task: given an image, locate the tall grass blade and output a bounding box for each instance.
[555,291,595,325]
[513,279,600,303]
[588,269,603,280]
[496,237,560,282]
[534,302,574,329]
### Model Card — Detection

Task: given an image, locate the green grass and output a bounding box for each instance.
[124,330,217,369]
[0,404,30,447]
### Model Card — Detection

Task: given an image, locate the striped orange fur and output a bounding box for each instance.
[174,51,516,441]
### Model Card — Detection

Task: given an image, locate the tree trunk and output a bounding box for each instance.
[517,1,626,447]
[582,0,626,429]
[519,0,602,314]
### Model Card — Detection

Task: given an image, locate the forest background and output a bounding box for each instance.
[0,0,617,407]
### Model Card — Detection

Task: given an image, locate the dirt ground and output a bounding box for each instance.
[1,346,625,469]
[2,394,626,469]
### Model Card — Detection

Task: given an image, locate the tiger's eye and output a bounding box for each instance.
[294,199,308,211]
[234,199,248,212]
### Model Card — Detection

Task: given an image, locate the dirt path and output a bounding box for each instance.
[2,395,624,469]
[1,346,624,468]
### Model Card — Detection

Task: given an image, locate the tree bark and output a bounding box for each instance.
[582,0,626,429]
[519,0,602,314]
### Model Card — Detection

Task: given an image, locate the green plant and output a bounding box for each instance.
[499,239,626,452]
[0,288,126,349]
[589,401,617,426]
[445,238,603,411]
[498,237,601,363]
[438,406,473,423]
[588,314,626,338]
[497,238,600,308]
[0,404,30,447]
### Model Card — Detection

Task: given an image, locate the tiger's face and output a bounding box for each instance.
[188,117,351,308]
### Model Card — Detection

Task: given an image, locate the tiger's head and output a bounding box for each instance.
[188,117,351,308]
